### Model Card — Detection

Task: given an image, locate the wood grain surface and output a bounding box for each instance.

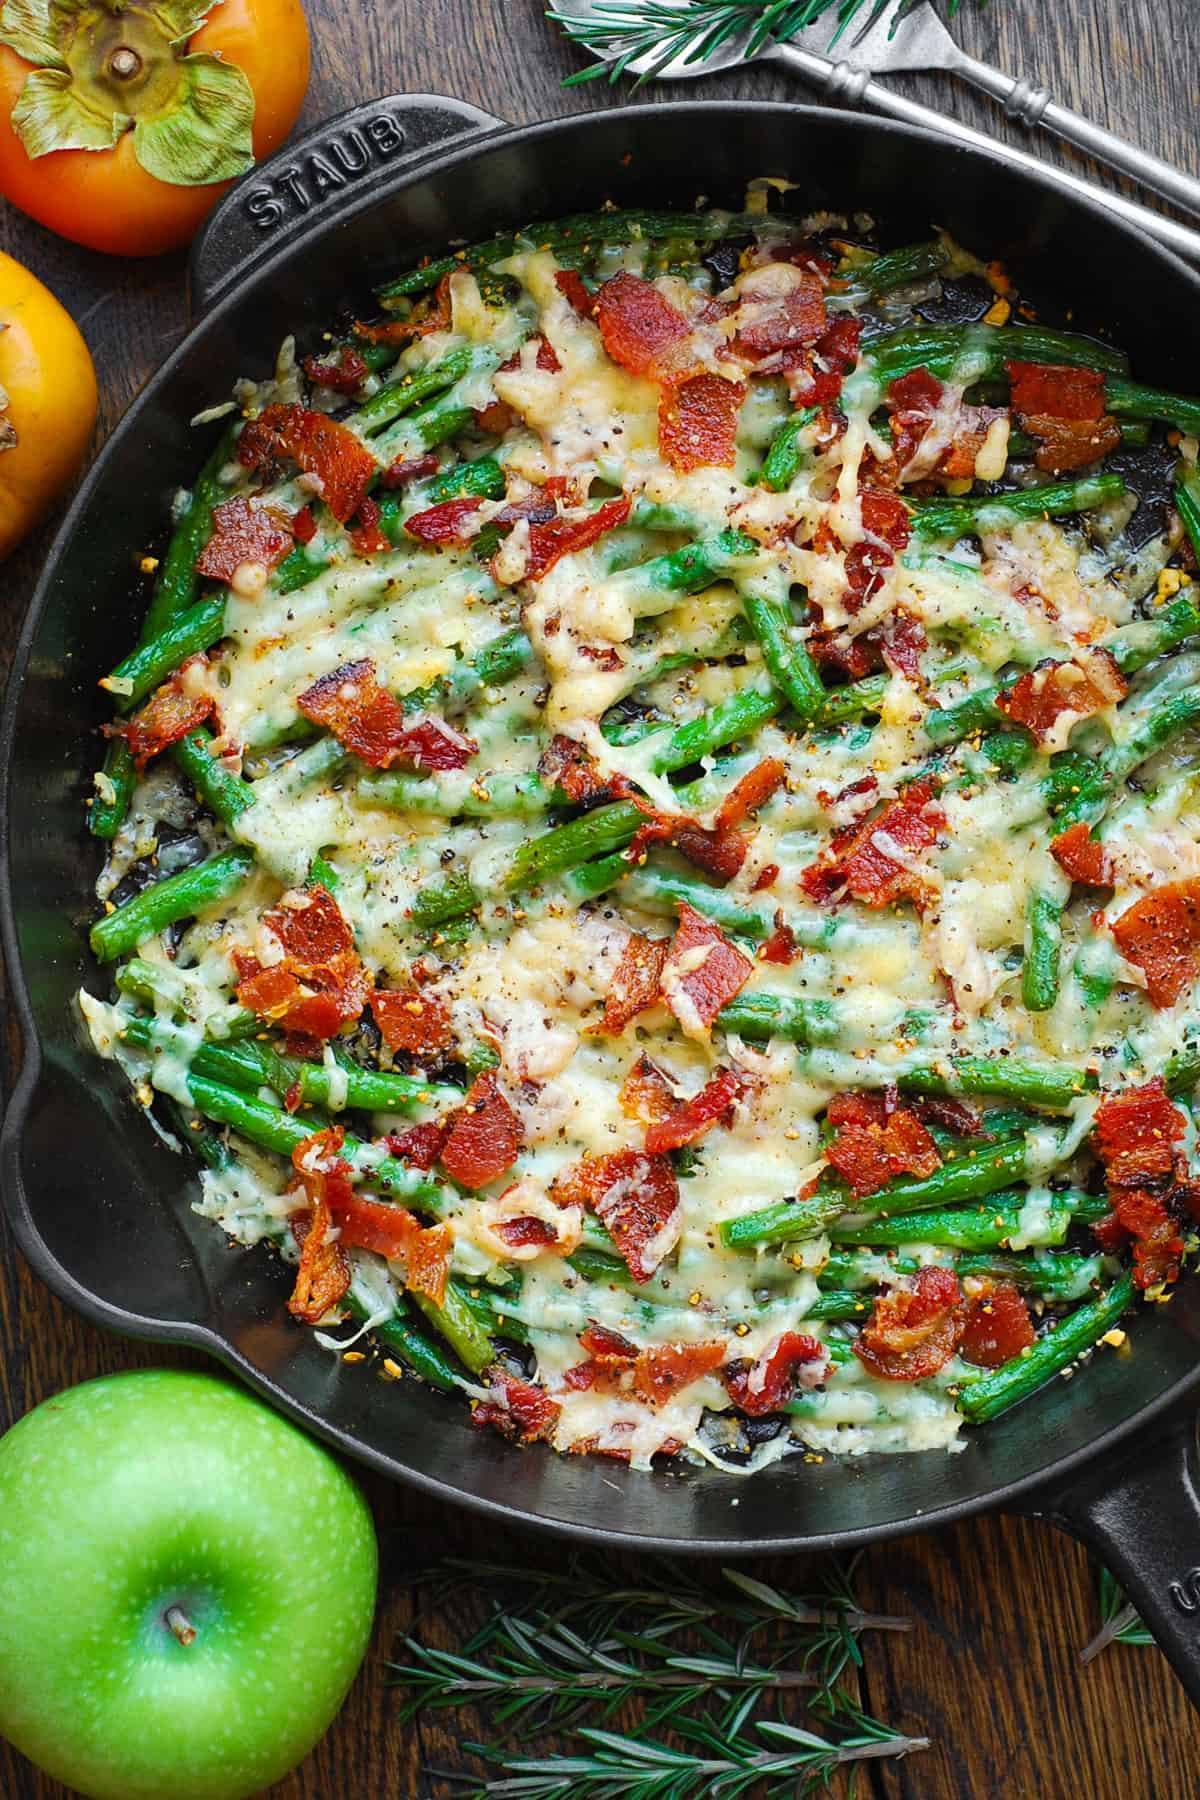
[2,1,1200,1794]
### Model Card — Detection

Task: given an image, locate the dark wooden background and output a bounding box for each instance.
[3,0,1200,1793]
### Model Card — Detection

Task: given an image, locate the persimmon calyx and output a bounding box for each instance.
[0,0,256,184]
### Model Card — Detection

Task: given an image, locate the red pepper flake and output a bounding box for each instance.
[439,1072,522,1189]
[236,403,376,523]
[855,1266,966,1382]
[751,864,780,894]
[297,658,476,770]
[552,1149,681,1282]
[195,496,295,583]
[1111,879,1200,1008]
[724,1331,825,1415]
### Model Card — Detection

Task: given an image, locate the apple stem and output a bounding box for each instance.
[165,1605,197,1648]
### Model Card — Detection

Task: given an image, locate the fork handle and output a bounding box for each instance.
[767,42,1200,267]
[952,50,1200,220]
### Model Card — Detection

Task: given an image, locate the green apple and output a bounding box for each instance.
[0,1370,378,1800]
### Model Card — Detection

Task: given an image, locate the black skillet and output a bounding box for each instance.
[5,91,1200,1701]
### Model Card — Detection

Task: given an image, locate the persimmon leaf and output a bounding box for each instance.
[131,51,254,185]
[11,67,126,155]
[0,0,66,69]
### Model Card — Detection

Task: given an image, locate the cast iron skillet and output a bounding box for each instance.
[6,91,1200,1699]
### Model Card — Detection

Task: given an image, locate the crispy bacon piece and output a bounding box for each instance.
[494,1215,558,1251]
[752,864,780,894]
[801,779,943,911]
[786,314,861,408]
[1111,880,1200,1008]
[555,269,593,317]
[539,733,628,807]
[880,368,1005,484]
[404,495,484,546]
[658,374,745,473]
[618,1053,675,1123]
[440,1073,522,1188]
[598,934,669,1035]
[825,1088,941,1198]
[298,658,476,771]
[237,886,372,1040]
[644,1067,744,1154]
[713,758,787,831]
[563,1322,640,1394]
[1093,1080,1187,1190]
[111,674,213,770]
[595,271,692,383]
[195,496,294,583]
[842,490,911,611]
[995,651,1125,745]
[497,336,562,383]
[520,495,632,583]
[1092,1080,1193,1289]
[286,1127,354,1324]
[471,1367,560,1444]
[1051,822,1114,887]
[909,1095,982,1138]
[552,1149,681,1282]
[733,264,826,362]
[382,452,440,489]
[724,1331,825,1416]
[627,806,748,886]
[633,1341,726,1407]
[759,914,800,966]
[404,1221,454,1304]
[386,1120,452,1171]
[879,610,927,683]
[236,404,376,523]
[1006,361,1120,473]
[348,496,391,556]
[302,348,369,394]
[371,987,454,1056]
[854,1266,967,1381]
[960,1281,1036,1368]
[662,903,754,1033]
[291,504,317,544]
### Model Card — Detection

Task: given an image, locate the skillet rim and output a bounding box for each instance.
[4,95,1200,1552]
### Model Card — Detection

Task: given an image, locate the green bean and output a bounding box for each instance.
[403,627,533,715]
[273,544,329,594]
[862,322,1128,388]
[956,1272,1134,1424]
[349,340,401,374]
[760,406,818,493]
[741,591,826,722]
[358,768,550,818]
[828,1188,1104,1250]
[955,1249,1105,1299]
[898,1054,1095,1108]
[114,958,259,1040]
[850,240,950,297]
[88,739,138,841]
[1166,1039,1200,1095]
[408,1288,494,1376]
[368,1302,463,1390]
[377,210,789,300]
[410,868,479,929]
[119,1012,460,1114]
[427,456,506,502]
[351,348,475,433]
[720,1136,1033,1252]
[926,594,1200,747]
[814,673,889,729]
[1053,686,1200,835]
[1176,464,1200,563]
[910,473,1126,543]
[1106,375,1200,438]
[143,425,238,640]
[649,680,783,773]
[503,800,645,891]
[715,992,840,1045]
[453,1278,531,1345]
[100,595,227,709]
[805,1290,872,1322]
[1022,887,1064,1013]
[171,724,256,824]
[90,848,255,962]
[623,528,759,606]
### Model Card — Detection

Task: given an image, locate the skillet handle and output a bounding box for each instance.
[188,92,503,316]
[1029,1409,1200,1705]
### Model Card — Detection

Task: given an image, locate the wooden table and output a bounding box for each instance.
[2,1,1199,1792]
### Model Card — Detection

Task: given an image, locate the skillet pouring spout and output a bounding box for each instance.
[6,92,1200,1703]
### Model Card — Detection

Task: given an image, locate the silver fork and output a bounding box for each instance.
[836,0,1200,220]
[550,0,1200,265]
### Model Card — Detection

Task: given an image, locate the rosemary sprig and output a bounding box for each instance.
[548,0,979,87]
[454,1709,930,1797]
[396,1555,924,1795]
[1080,1565,1154,1663]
